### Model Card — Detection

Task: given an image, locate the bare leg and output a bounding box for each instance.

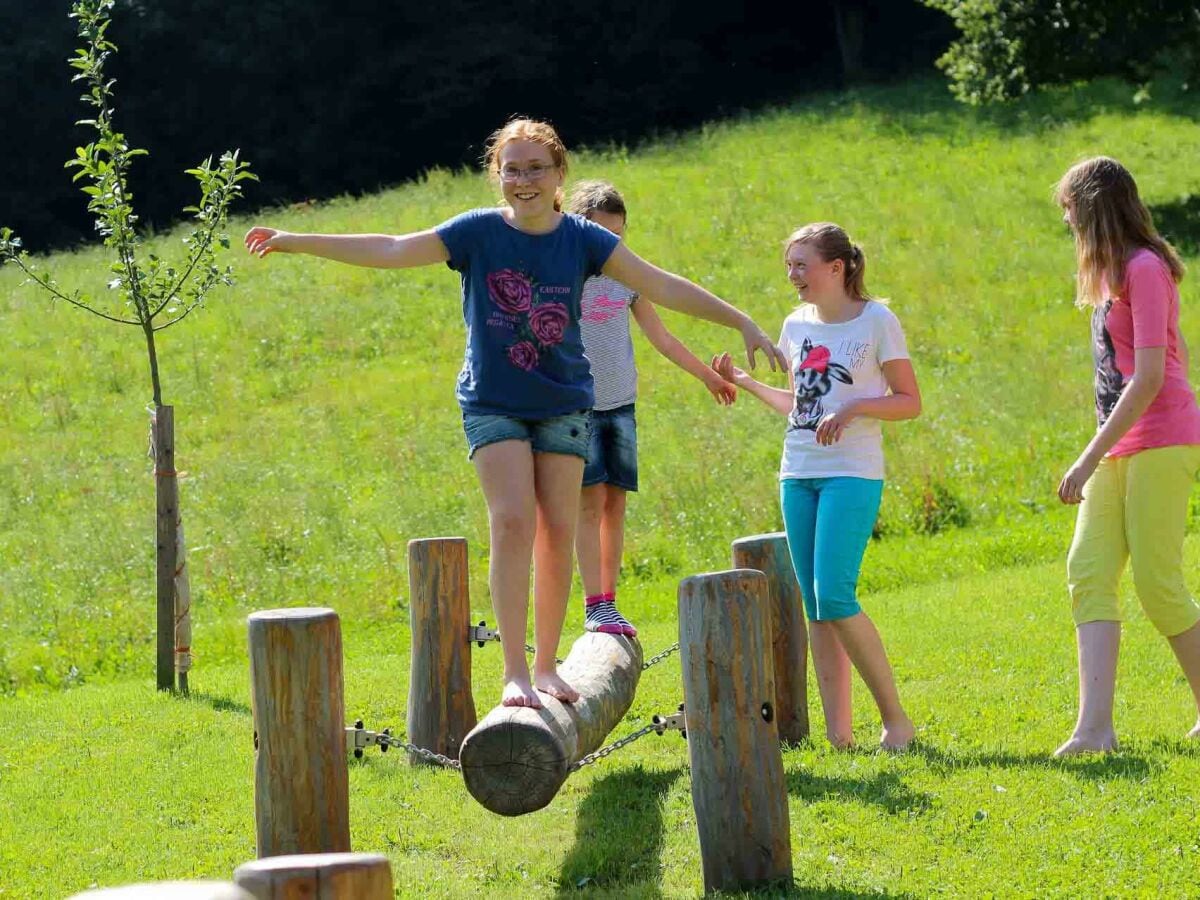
[1054,620,1120,757]
[473,440,539,708]
[830,612,914,750]
[599,485,627,595]
[809,621,854,749]
[532,451,585,702]
[1166,620,1200,739]
[575,484,606,598]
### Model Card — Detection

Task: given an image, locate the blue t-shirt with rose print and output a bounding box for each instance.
[435,208,620,419]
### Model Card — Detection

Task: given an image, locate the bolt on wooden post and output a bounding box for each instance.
[679,569,792,894]
[732,532,810,743]
[247,608,350,858]
[407,537,477,763]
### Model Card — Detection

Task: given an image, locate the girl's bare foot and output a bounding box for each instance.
[1186,719,1200,740]
[881,716,915,751]
[501,676,541,709]
[1053,728,1118,757]
[533,670,579,703]
[827,731,855,751]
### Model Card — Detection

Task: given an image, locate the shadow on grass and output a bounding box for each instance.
[1150,194,1200,256]
[733,887,918,899]
[786,767,933,816]
[910,743,1156,781]
[555,765,681,898]
[186,691,251,717]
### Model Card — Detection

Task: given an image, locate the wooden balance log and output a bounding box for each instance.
[458,632,643,816]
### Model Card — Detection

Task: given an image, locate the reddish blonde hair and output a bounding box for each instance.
[1055,156,1184,307]
[784,222,872,301]
[482,117,569,212]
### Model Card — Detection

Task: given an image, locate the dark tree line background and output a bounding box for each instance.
[1,1,954,252]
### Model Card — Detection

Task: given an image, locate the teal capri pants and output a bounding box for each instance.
[780,476,883,622]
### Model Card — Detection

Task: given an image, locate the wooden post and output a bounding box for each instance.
[732,532,810,743]
[248,608,350,858]
[68,884,252,899]
[679,570,792,893]
[153,405,177,692]
[233,852,392,899]
[407,537,476,763]
[459,632,642,816]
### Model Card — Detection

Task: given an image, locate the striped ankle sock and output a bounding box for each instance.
[584,594,627,635]
[598,591,636,638]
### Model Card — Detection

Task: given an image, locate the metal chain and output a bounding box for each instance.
[642,641,679,670]
[375,731,462,770]
[569,721,661,773]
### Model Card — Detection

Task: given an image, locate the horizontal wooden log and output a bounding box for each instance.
[68,883,252,899]
[459,632,642,816]
[234,852,392,899]
[248,607,349,858]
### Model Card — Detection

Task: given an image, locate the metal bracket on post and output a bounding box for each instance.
[653,703,687,739]
[345,719,391,758]
[468,620,500,647]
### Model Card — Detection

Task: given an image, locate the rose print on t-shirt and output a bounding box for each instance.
[486,268,574,371]
[1092,300,1126,426]
[508,341,539,371]
[487,269,533,314]
[529,303,568,346]
[788,338,853,432]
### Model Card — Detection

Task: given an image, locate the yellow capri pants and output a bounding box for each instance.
[1068,444,1200,636]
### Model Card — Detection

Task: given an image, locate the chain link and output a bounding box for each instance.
[569,721,661,772]
[374,731,462,770]
[642,641,679,670]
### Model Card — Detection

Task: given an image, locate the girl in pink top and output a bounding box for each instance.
[1055,156,1200,756]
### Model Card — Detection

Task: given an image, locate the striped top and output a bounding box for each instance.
[579,275,638,411]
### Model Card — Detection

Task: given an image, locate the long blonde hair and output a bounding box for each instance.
[1055,156,1184,307]
[482,117,569,212]
[783,222,872,301]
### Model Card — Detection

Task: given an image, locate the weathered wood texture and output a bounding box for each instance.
[248,608,350,858]
[233,852,393,900]
[69,883,252,899]
[679,570,792,894]
[732,532,810,743]
[153,405,177,692]
[459,632,642,816]
[406,537,476,764]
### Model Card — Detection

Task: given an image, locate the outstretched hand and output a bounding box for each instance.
[244,226,289,258]
[702,367,737,406]
[741,319,787,372]
[710,351,747,388]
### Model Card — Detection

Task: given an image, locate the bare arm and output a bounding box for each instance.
[711,351,793,415]
[812,357,921,446]
[602,243,786,371]
[244,226,449,269]
[630,298,735,404]
[1059,346,1165,503]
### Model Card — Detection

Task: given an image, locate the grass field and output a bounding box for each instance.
[3,76,1200,896]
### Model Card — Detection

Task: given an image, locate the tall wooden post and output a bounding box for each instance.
[732,532,810,743]
[153,405,177,692]
[233,853,393,899]
[248,608,350,857]
[69,884,252,899]
[407,537,476,763]
[679,570,792,894]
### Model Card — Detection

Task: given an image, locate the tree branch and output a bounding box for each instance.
[8,255,141,326]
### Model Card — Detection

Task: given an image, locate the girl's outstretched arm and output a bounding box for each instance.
[244,227,449,269]
[602,243,786,371]
[712,351,793,415]
[630,298,736,405]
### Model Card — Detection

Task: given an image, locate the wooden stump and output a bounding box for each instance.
[233,852,392,899]
[679,570,792,894]
[732,532,810,743]
[248,608,350,858]
[459,632,642,816]
[68,884,251,899]
[406,537,477,763]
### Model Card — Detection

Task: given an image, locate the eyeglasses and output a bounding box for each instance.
[498,163,558,183]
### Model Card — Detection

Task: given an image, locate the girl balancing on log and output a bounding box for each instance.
[244,118,784,709]
[566,180,737,638]
[1053,157,1200,756]
[711,223,920,751]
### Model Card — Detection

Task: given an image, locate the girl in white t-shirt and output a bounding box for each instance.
[712,222,922,751]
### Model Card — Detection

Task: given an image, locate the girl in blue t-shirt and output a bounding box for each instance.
[245,117,784,710]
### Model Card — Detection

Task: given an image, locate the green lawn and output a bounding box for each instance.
[3,76,1200,896]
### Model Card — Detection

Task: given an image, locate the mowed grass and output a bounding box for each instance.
[3,76,1200,895]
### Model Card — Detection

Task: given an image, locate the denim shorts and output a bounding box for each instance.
[583,404,638,491]
[462,409,592,461]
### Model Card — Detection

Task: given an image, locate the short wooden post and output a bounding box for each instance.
[153,405,177,692]
[732,532,810,743]
[248,608,350,858]
[233,852,393,899]
[68,884,252,899]
[460,632,642,816]
[407,537,476,763]
[679,570,792,894]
